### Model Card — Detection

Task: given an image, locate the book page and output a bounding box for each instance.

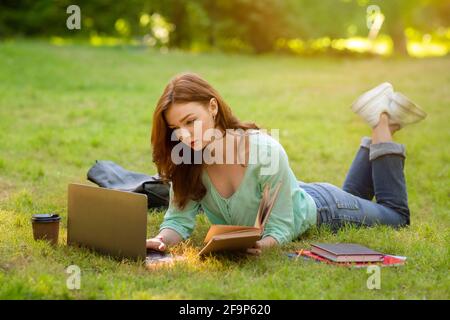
[199,234,261,256]
[254,182,282,230]
[254,184,270,229]
[212,229,261,240]
[254,186,266,228]
[204,225,256,243]
[260,182,282,228]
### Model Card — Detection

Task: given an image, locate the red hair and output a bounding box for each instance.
[151,72,259,209]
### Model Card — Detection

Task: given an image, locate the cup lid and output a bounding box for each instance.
[31,213,61,222]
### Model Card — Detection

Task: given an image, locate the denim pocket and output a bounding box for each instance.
[331,191,366,224]
[317,183,360,210]
[333,196,359,210]
[313,183,370,229]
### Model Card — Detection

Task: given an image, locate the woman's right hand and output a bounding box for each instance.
[146,235,166,251]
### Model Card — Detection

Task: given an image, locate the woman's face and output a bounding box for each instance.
[164,98,218,151]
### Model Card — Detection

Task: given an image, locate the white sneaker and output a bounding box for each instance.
[388,92,427,128]
[351,82,394,128]
[351,82,427,128]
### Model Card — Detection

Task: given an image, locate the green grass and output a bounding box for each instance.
[0,40,449,299]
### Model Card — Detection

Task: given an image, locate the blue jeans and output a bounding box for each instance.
[299,137,410,231]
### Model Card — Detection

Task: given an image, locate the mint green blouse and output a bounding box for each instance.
[159,130,317,244]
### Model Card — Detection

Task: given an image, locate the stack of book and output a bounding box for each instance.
[290,243,406,268]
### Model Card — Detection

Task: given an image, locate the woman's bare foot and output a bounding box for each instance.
[372,112,395,144]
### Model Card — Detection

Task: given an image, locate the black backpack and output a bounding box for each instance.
[87,160,169,209]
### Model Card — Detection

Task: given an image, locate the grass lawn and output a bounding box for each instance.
[0,40,449,299]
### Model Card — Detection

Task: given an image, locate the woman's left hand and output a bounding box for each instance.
[246,236,278,255]
[246,240,262,255]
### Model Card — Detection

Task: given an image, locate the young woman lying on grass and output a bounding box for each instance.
[146,73,426,255]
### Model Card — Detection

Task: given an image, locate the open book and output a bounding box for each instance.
[198,182,282,256]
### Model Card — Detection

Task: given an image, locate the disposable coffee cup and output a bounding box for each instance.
[31,213,61,245]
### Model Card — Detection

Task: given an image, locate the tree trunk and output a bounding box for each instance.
[390,21,408,56]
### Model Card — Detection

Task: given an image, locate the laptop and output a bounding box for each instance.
[67,183,149,260]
